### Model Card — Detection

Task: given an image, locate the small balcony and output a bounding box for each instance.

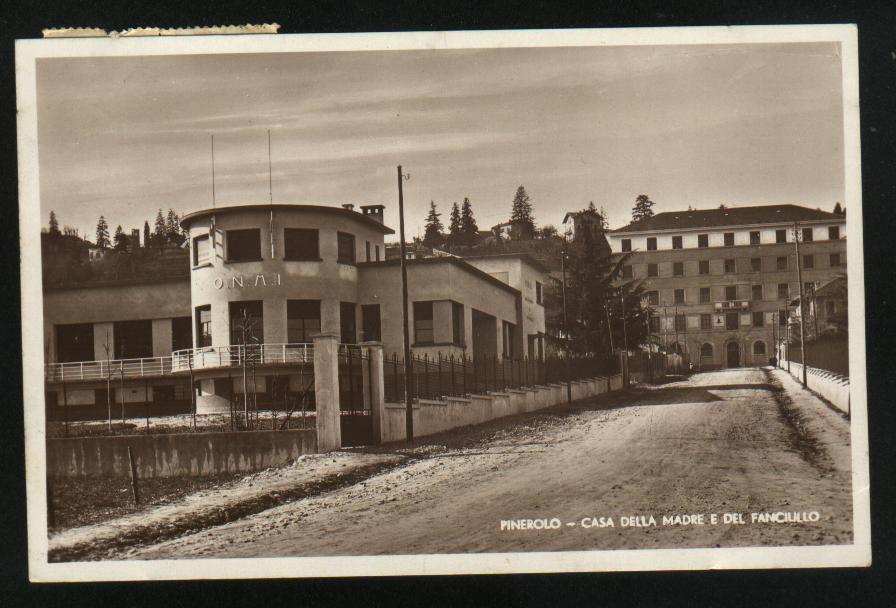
[46,356,174,383]
[171,343,314,372]
[714,300,750,312]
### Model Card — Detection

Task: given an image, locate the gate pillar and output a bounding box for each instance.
[361,342,385,444]
[313,333,341,452]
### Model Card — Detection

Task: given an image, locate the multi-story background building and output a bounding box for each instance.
[608,204,847,369]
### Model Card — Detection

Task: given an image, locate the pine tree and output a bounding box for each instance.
[509,185,536,239]
[460,197,479,247]
[153,209,166,247]
[833,201,844,215]
[422,201,444,248]
[95,216,110,249]
[48,211,60,236]
[113,225,128,251]
[143,220,151,248]
[447,202,462,247]
[165,209,181,244]
[631,194,655,223]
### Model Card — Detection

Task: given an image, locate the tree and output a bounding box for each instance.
[539,225,558,239]
[447,202,462,247]
[631,194,655,223]
[48,211,60,236]
[95,216,110,249]
[113,225,128,251]
[165,209,184,245]
[510,185,536,239]
[143,220,151,248]
[153,209,166,248]
[460,197,479,247]
[833,201,844,215]
[422,201,444,248]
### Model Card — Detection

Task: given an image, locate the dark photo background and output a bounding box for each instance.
[1,1,894,606]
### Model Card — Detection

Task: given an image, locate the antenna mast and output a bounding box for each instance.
[268,130,274,258]
[211,134,217,208]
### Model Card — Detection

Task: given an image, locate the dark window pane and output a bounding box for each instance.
[647,263,658,277]
[752,284,763,301]
[700,314,712,330]
[195,305,212,348]
[193,234,210,266]
[725,285,737,300]
[698,234,708,247]
[830,253,841,267]
[413,301,434,344]
[672,236,683,249]
[776,256,788,271]
[674,289,685,304]
[361,304,381,342]
[171,317,192,352]
[287,300,321,343]
[724,259,735,273]
[725,313,739,330]
[647,291,659,306]
[803,254,814,269]
[113,320,153,359]
[778,283,789,300]
[340,302,356,344]
[699,260,710,275]
[621,239,631,252]
[776,229,787,243]
[751,257,761,272]
[284,228,319,260]
[749,231,760,245]
[753,312,764,327]
[230,301,264,345]
[829,226,840,240]
[802,228,813,242]
[724,232,735,246]
[699,287,710,303]
[56,323,95,363]
[226,229,261,262]
[337,232,356,264]
[673,262,684,276]
[646,237,657,250]
[452,301,464,345]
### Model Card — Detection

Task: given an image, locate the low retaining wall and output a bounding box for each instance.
[381,374,623,443]
[47,428,317,479]
[779,360,850,415]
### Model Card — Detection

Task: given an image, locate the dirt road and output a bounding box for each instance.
[128,368,853,559]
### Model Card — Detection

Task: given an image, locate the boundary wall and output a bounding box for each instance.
[779,359,850,416]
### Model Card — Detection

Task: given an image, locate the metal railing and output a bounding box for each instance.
[171,343,313,372]
[45,356,174,382]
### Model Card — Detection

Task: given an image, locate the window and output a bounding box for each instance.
[621,239,632,252]
[804,282,815,296]
[752,312,764,327]
[193,234,210,266]
[337,232,356,264]
[700,342,714,358]
[751,284,763,301]
[535,282,543,305]
[229,301,264,345]
[375,245,381,261]
[803,254,814,269]
[647,263,658,277]
[753,340,766,355]
[699,260,710,275]
[750,257,761,272]
[413,301,434,344]
[287,300,321,343]
[674,288,685,304]
[340,302,357,344]
[779,310,788,326]
[700,314,712,330]
[699,287,711,303]
[622,265,633,279]
[646,290,659,306]
[56,323,95,363]
[226,229,262,262]
[195,305,212,348]
[776,256,788,271]
[502,321,516,358]
[725,313,739,330]
[724,232,735,247]
[776,229,787,243]
[829,226,840,240]
[452,302,464,346]
[830,253,841,267]
[724,258,735,273]
[672,236,683,249]
[646,237,657,251]
[365,241,371,262]
[725,285,737,300]
[749,231,760,245]
[361,304,381,342]
[649,316,660,332]
[673,262,684,276]
[283,228,319,260]
[171,317,192,352]
[698,234,709,248]
[802,227,813,242]
[777,283,789,300]
[674,314,686,332]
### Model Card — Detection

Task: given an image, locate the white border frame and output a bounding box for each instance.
[17,25,869,581]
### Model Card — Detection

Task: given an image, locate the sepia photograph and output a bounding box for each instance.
[16,25,869,580]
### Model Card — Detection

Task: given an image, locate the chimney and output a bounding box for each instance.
[342,203,355,212]
[360,204,385,224]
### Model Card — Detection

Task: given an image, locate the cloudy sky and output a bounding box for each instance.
[36,42,844,241]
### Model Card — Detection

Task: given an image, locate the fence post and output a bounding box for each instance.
[438,352,444,399]
[361,342,385,444]
[312,333,342,451]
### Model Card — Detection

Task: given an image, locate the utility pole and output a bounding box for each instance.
[793,221,808,387]
[604,298,615,354]
[560,236,572,402]
[620,292,629,352]
[397,166,414,442]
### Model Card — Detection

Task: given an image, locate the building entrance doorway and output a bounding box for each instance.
[726,341,740,367]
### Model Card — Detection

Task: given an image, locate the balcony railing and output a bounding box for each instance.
[45,343,315,382]
[714,300,750,311]
[171,343,314,372]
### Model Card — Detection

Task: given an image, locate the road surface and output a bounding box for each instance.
[127,368,853,559]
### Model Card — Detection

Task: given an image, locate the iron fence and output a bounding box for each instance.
[384,352,619,403]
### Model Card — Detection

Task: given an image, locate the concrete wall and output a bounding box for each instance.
[46,428,317,478]
[779,360,850,415]
[379,373,623,443]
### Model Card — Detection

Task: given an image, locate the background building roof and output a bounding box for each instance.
[180,203,395,234]
[611,204,844,234]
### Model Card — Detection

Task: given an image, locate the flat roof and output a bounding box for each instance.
[461,253,552,274]
[611,204,845,234]
[180,203,395,234]
[358,257,521,297]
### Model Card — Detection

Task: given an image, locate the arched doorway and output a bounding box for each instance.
[726,341,740,367]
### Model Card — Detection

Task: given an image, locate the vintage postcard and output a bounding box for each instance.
[16,25,869,581]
